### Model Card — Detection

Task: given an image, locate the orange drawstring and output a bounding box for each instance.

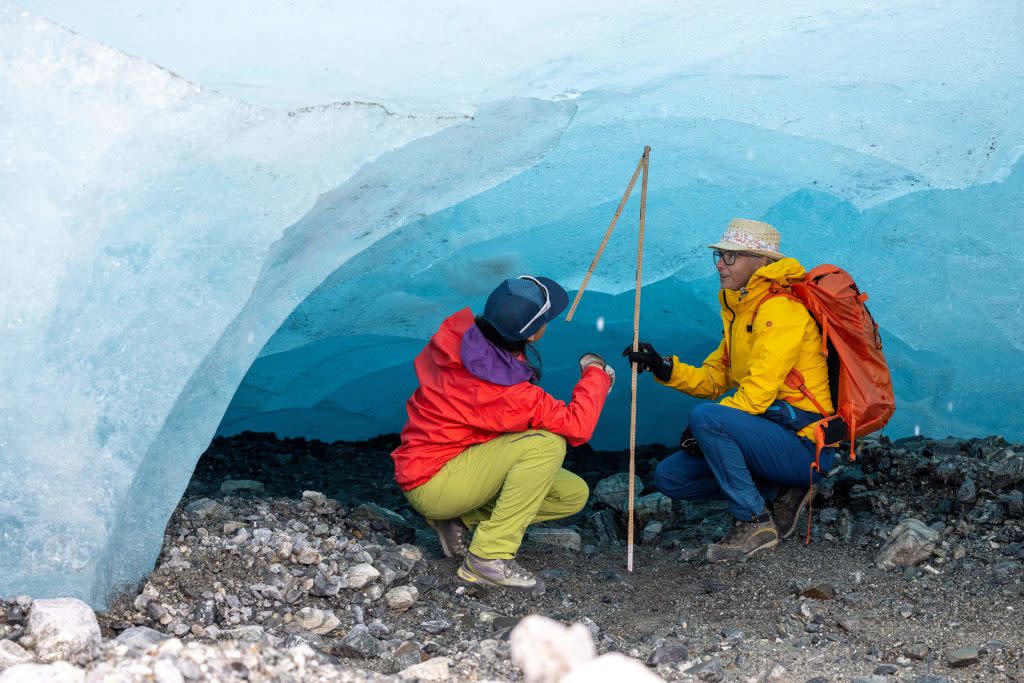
[805,425,825,545]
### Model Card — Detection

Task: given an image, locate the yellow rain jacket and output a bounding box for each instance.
[659,257,833,441]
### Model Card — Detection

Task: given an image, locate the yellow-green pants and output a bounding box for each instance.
[404,430,588,559]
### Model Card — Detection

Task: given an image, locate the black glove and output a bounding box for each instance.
[622,341,674,382]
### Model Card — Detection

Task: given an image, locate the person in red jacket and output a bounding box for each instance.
[392,275,614,588]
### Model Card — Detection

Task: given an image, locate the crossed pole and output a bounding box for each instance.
[566,146,649,572]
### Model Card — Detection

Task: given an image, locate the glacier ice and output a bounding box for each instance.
[2,0,1024,607]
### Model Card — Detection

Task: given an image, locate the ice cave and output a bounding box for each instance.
[2,0,1023,614]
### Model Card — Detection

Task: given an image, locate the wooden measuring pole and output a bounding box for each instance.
[627,146,650,572]
[565,152,648,323]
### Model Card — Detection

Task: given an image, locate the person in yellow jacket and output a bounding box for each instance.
[624,219,836,562]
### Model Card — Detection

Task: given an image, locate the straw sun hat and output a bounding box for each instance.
[708,218,785,261]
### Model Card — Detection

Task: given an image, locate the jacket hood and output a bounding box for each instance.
[429,308,534,386]
[721,257,806,308]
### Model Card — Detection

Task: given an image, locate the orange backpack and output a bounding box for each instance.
[756,264,896,470]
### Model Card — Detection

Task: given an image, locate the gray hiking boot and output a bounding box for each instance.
[772,486,814,539]
[456,552,538,589]
[426,518,469,558]
[706,515,779,563]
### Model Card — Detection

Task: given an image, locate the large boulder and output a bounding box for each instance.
[26,599,101,663]
[510,615,596,683]
[563,652,664,682]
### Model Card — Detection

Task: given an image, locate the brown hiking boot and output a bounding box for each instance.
[426,518,469,558]
[772,486,814,539]
[706,516,779,563]
[456,553,538,589]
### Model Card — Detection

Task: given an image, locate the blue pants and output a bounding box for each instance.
[654,402,835,521]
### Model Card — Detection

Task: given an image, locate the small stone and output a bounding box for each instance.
[295,607,340,636]
[219,479,265,495]
[903,643,930,660]
[0,639,34,669]
[874,664,898,675]
[183,498,228,519]
[311,573,344,597]
[345,563,381,589]
[766,664,787,682]
[384,586,419,612]
[684,657,725,682]
[799,583,837,600]
[419,620,451,634]
[293,547,321,565]
[363,584,385,601]
[350,503,415,543]
[837,616,863,633]
[115,626,169,651]
[876,519,940,569]
[956,478,977,504]
[398,545,424,562]
[27,598,101,664]
[646,640,689,665]
[398,656,452,681]
[338,624,383,658]
[302,490,327,506]
[641,520,663,544]
[527,528,582,551]
[219,625,264,641]
[222,521,244,535]
[947,646,980,667]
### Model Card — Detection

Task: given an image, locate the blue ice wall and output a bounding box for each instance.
[3,1,1023,608]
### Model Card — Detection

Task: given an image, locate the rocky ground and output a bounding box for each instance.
[3,431,1024,682]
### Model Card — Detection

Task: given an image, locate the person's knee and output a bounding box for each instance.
[562,473,589,515]
[654,452,689,499]
[688,402,720,434]
[516,430,567,462]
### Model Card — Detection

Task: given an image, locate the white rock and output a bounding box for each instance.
[302,491,327,506]
[876,518,940,569]
[510,615,596,683]
[27,598,101,663]
[384,585,419,612]
[398,656,453,681]
[562,652,665,682]
[0,662,84,683]
[153,659,185,683]
[344,563,381,589]
[0,640,33,670]
[115,626,168,652]
[295,608,340,636]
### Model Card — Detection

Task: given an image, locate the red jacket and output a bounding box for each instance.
[392,308,611,491]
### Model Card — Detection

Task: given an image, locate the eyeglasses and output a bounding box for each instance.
[517,275,551,335]
[712,249,759,266]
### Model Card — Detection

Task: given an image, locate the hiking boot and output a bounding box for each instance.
[426,518,469,558]
[772,485,814,539]
[456,552,538,589]
[706,515,779,563]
